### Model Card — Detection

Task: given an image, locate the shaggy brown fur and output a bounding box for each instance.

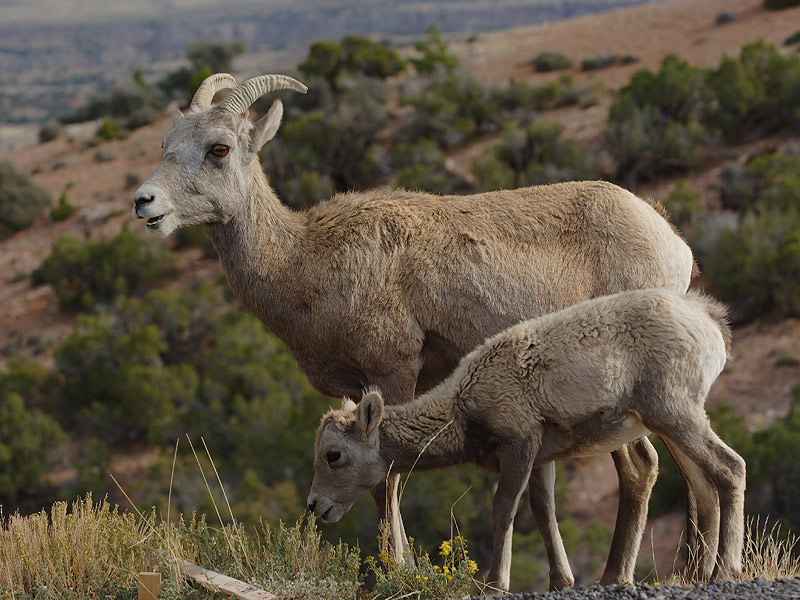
[133,73,696,590]
[309,290,744,594]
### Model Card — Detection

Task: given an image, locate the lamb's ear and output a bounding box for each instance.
[249,99,283,152]
[172,109,184,127]
[358,390,384,438]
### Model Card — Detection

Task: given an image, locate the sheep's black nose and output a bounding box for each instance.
[134,194,154,210]
[308,501,316,513]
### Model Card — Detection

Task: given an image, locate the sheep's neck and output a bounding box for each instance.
[379,392,469,471]
[205,163,303,332]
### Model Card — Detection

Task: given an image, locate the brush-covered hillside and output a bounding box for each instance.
[1,0,800,597]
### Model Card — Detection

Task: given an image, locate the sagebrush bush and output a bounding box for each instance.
[0,160,52,240]
[531,51,573,72]
[36,226,175,311]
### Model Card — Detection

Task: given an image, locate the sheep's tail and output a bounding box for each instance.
[687,290,732,359]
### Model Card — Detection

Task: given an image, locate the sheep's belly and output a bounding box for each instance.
[574,414,651,458]
[538,414,651,462]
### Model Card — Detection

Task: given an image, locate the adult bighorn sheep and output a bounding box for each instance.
[308,289,745,594]
[133,72,697,589]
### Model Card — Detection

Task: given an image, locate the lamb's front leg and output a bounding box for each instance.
[529,462,574,591]
[485,439,537,596]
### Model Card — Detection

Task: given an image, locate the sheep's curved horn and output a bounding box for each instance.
[218,74,308,115]
[189,73,238,112]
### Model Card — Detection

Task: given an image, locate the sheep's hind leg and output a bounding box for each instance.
[529,461,574,591]
[662,438,719,581]
[654,415,746,580]
[485,438,537,596]
[601,438,658,585]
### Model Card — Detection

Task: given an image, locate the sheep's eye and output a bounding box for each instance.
[210,144,229,157]
[326,451,342,465]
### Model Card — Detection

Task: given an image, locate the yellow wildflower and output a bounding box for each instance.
[468,560,479,575]
[439,540,452,556]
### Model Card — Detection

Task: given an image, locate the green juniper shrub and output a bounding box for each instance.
[531,51,574,72]
[35,226,175,311]
[663,179,704,233]
[703,41,800,142]
[393,138,468,194]
[785,30,800,45]
[401,71,497,149]
[764,0,800,9]
[704,206,800,318]
[263,75,389,206]
[715,11,738,25]
[0,161,52,240]
[410,25,460,75]
[719,152,800,213]
[187,40,246,74]
[299,36,405,90]
[0,391,67,506]
[38,121,63,143]
[473,121,596,192]
[50,188,75,222]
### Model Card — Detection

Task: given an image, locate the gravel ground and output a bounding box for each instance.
[479,578,800,600]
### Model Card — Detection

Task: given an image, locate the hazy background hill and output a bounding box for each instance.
[0,0,662,126]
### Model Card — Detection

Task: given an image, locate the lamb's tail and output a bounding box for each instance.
[687,290,732,359]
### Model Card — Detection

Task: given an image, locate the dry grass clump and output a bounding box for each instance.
[0,495,165,599]
[656,515,800,586]
[0,494,361,600]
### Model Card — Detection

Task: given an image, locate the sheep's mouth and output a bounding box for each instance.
[146,214,165,227]
[320,507,333,522]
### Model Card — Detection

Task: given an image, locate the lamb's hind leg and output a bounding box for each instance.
[485,438,537,596]
[654,415,746,580]
[601,438,659,585]
[662,438,719,581]
[529,462,574,591]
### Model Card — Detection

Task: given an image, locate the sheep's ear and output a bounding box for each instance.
[341,398,357,412]
[172,109,184,127]
[358,390,384,438]
[249,99,283,152]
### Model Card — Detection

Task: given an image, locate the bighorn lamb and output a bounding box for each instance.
[308,289,745,594]
[132,72,696,588]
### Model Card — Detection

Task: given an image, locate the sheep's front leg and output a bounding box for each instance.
[529,462,574,591]
[485,439,537,596]
[601,438,659,585]
[371,475,411,562]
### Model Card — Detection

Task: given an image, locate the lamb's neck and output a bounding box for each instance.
[205,164,304,331]
[379,389,469,472]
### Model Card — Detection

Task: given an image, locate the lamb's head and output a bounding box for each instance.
[307,391,388,523]
[132,73,307,236]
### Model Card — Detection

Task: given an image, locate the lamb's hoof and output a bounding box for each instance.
[549,573,575,591]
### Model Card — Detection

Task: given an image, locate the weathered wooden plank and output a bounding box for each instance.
[178,559,278,600]
[137,572,161,600]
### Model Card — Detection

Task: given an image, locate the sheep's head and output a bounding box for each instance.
[307,391,388,523]
[132,73,307,236]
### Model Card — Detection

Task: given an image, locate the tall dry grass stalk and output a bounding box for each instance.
[656,514,800,586]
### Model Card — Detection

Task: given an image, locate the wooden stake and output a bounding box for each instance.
[178,559,277,600]
[137,572,161,600]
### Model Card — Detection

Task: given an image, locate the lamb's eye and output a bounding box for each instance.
[326,451,342,465]
[210,144,229,157]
